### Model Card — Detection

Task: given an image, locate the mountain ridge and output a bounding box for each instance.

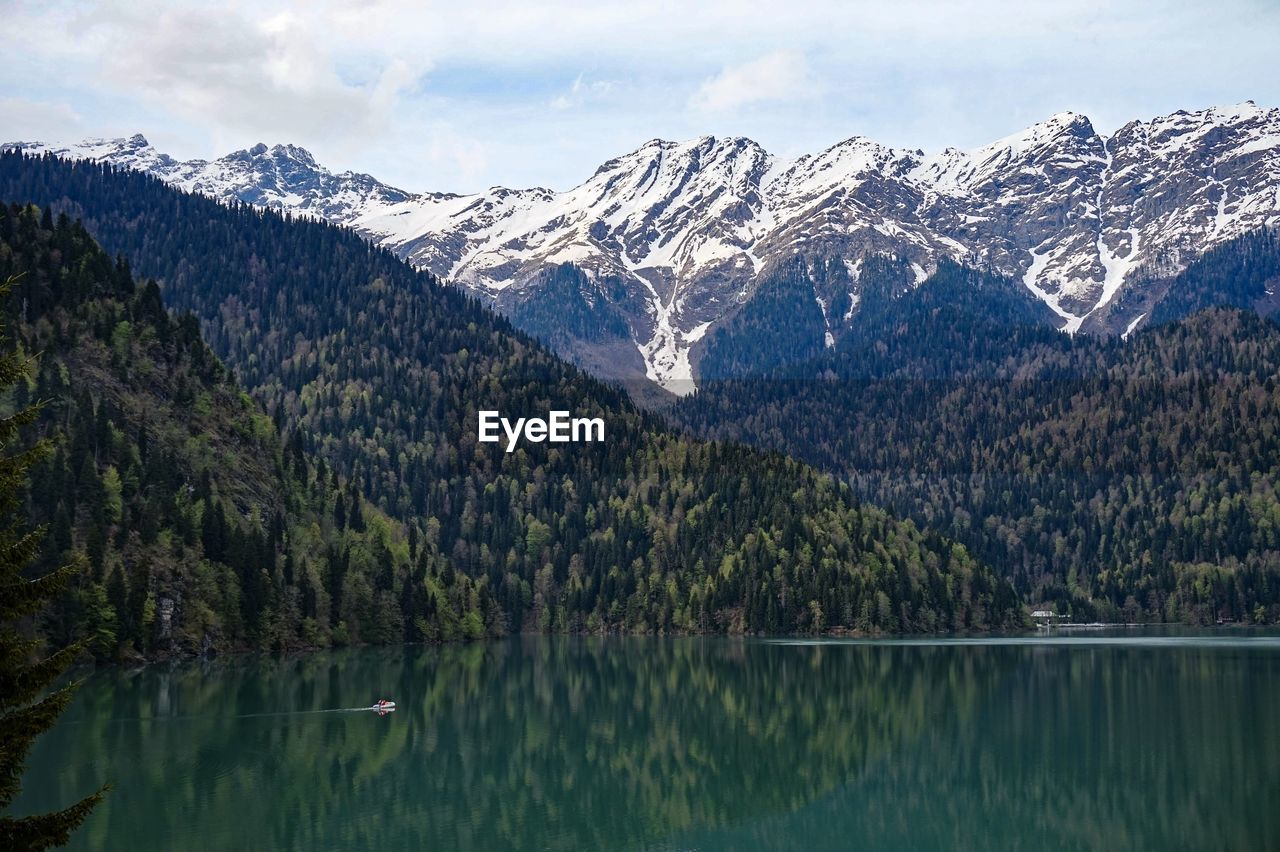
[9,100,1280,392]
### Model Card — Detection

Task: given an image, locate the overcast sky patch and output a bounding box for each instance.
[1,0,1277,193]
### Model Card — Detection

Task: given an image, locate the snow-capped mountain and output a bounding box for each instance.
[10,133,414,222]
[9,101,1280,393]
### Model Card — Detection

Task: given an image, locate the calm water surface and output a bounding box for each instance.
[15,630,1280,850]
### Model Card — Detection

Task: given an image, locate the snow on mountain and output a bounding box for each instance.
[8,102,1280,393]
[4,134,413,222]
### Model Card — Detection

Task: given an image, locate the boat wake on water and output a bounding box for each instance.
[69,700,398,725]
[236,700,396,719]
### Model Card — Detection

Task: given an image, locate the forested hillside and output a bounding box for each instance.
[1,203,509,659]
[677,239,1280,624]
[0,152,1022,640]
[694,254,1061,382]
[1147,228,1280,325]
[694,257,840,381]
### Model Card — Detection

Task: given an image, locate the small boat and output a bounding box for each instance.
[372,699,396,713]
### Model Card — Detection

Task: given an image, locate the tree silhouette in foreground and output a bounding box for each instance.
[0,277,105,850]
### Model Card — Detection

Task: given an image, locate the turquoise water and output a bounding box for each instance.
[13,630,1280,850]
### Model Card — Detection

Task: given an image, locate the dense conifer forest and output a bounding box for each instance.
[1147,229,1280,325]
[0,155,1021,657]
[694,253,1062,382]
[694,256,841,380]
[677,237,1280,623]
[1,203,511,658]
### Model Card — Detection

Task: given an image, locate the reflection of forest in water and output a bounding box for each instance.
[672,639,1280,852]
[17,635,1280,851]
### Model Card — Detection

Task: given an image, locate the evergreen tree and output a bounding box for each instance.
[0,277,105,850]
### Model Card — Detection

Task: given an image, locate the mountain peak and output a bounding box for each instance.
[615,134,763,158]
[816,135,901,161]
[230,142,321,168]
[985,111,1099,155]
[270,143,318,166]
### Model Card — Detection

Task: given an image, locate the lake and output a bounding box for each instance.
[14,630,1280,850]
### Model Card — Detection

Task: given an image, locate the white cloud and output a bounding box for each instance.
[688,51,819,113]
[9,1,429,154]
[421,123,492,188]
[550,75,617,111]
[0,97,84,142]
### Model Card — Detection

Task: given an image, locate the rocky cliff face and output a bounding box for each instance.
[11,102,1279,392]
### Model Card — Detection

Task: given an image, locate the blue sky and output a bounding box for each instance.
[2,0,1278,194]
